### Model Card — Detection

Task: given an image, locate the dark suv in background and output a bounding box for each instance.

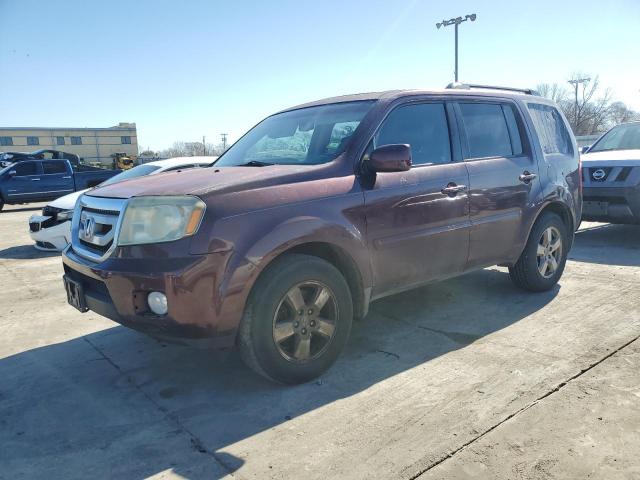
[61,84,581,384]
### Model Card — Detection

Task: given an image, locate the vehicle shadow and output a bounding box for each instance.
[1,205,43,213]
[570,223,640,267]
[0,244,59,259]
[0,267,558,479]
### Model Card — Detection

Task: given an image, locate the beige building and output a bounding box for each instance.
[0,123,138,166]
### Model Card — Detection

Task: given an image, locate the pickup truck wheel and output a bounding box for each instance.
[0,197,4,211]
[238,254,353,384]
[509,212,568,292]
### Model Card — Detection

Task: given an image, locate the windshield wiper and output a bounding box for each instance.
[239,160,274,167]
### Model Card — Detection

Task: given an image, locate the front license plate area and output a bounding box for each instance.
[584,201,609,216]
[63,275,89,313]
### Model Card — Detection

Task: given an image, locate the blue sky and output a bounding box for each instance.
[1,0,639,150]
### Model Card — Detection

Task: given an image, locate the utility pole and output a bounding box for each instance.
[436,13,477,82]
[202,135,206,156]
[221,133,228,152]
[567,78,590,133]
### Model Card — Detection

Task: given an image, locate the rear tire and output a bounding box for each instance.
[0,197,4,211]
[509,212,568,292]
[238,254,353,384]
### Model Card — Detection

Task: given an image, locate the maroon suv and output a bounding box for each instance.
[62,85,581,384]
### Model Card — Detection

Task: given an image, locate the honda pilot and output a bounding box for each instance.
[61,85,582,384]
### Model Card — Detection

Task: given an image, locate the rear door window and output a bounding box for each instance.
[527,103,573,155]
[459,103,521,158]
[42,160,68,174]
[375,103,452,166]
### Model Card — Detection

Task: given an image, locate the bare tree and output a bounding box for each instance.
[160,141,223,158]
[608,101,640,126]
[564,74,612,135]
[535,83,568,104]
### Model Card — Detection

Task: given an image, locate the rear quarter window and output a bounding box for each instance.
[527,103,573,156]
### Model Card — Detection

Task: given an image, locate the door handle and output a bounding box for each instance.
[519,171,537,183]
[441,183,467,196]
[62,176,72,179]
[31,178,41,181]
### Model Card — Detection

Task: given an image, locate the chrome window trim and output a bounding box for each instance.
[71,195,128,263]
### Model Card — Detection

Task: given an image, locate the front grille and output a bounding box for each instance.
[84,206,120,216]
[79,237,113,254]
[590,167,612,182]
[30,216,59,232]
[616,167,632,182]
[71,196,126,262]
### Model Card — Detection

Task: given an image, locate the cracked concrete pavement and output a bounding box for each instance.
[1,202,639,479]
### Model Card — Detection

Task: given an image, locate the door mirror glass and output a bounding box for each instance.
[369,144,412,172]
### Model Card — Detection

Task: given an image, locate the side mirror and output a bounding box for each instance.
[368,144,412,172]
[8,170,16,177]
[580,145,591,154]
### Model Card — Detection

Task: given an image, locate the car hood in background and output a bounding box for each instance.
[85,165,322,200]
[581,149,640,166]
[48,188,90,210]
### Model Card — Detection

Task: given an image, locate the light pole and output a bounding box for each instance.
[436,14,477,82]
[568,78,590,133]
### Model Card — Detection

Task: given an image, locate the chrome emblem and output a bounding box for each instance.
[592,169,606,181]
[82,216,96,239]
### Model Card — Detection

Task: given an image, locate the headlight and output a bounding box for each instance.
[117,196,206,246]
[57,209,74,221]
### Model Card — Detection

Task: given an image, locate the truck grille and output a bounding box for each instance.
[583,166,639,186]
[71,195,127,262]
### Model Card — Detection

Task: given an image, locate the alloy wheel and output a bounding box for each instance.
[272,281,338,362]
[537,226,562,279]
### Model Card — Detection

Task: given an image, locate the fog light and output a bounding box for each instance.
[147,291,168,315]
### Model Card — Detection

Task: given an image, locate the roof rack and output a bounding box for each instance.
[445,82,539,96]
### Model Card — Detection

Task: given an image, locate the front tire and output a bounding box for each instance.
[509,212,569,292]
[238,254,353,384]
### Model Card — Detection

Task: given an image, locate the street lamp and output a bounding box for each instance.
[568,77,591,132]
[436,13,477,82]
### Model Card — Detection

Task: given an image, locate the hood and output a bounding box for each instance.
[581,149,640,166]
[48,188,89,210]
[86,165,321,200]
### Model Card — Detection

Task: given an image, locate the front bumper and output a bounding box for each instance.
[582,185,640,224]
[29,216,71,251]
[61,246,240,348]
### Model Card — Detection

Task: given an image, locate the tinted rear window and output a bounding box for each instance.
[527,103,573,155]
[459,103,519,158]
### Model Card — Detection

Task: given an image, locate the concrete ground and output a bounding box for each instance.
[1,202,639,480]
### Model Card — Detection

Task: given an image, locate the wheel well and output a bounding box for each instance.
[537,202,575,246]
[271,242,367,320]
